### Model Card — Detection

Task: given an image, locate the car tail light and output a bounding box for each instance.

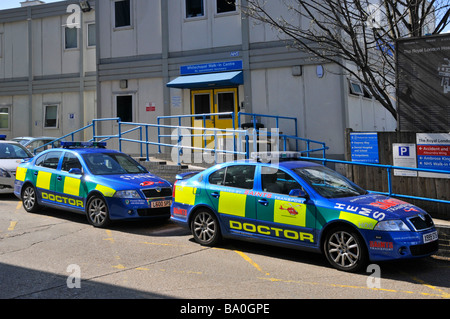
[172,181,177,199]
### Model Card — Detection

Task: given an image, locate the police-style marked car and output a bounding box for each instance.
[0,135,33,194]
[171,153,439,272]
[14,142,172,227]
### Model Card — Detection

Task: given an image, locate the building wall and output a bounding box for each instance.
[95,0,397,158]
[0,0,96,141]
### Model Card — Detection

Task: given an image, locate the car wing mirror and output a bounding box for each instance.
[68,168,83,175]
[289,188,308,199]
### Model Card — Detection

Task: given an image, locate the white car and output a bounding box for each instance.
[0,135,33,194]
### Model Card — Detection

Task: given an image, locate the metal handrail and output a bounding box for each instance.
[299,156,450,205]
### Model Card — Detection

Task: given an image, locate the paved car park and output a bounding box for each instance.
[0,193,448,301]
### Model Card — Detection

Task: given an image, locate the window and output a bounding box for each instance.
[36,151,63,170]
[349,80,373,98]
[0,33,3,58]
[349,80,363,96]
[0,106,10,129]
[65,27,78,49]
[261,166,302,195]
[87,23,96,47]
[186,0,204,18]
[62,153,82,172]
[44,105,59,128]
[209,165,255,189]
[217,0,236,14]
[194,93,212,120]
[115,0,131,28]
[116,95,133,122]
[0,143,31,159]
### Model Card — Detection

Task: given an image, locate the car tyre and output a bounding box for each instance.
[22,184,41,213]
[86,195,111,228]
[324,226,367,272]
[191,209,221,246]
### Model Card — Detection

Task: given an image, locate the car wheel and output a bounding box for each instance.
[324,227,367,272]
[191,209,221,246]
[86,196,111,228]
[22,185,40,213]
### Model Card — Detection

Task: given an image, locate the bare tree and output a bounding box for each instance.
[242,0,450,120]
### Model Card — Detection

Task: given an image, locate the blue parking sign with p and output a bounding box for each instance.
[399,146,410,156]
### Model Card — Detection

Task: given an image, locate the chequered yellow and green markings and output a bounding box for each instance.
[16,167,116,209]
[174,184,378,244]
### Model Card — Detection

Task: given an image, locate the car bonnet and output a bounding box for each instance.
[89,173,172,192]
[330,193,427,221]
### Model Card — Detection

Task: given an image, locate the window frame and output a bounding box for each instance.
[43,104,60,129]
[0,33,3,58]
[0,105,11,130]
[185,0,206,20]
[349,80,364,96]
[64,26,79,50]
[216,0,238,15]
[87,22,96,48]
[113,0,133,30]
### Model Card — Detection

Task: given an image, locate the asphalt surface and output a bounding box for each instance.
[0,193,449,306]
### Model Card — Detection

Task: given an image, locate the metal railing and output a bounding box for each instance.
[299,156,450,206]
[32,115,449,208]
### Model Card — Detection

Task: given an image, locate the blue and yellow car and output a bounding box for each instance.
[171,153,439,272]
[14,142,172,227]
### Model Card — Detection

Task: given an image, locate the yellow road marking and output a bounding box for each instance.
[8,221,17,231]
[257,277,450,298]
[16,202,22,210]
[104,230,115,243]
[234,250,270,276]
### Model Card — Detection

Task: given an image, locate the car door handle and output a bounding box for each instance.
[34,172,38,176]
[210,192,220,199]
[57,176,62,181]
[258,199,269,206]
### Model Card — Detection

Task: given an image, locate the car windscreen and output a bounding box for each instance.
[82,152,148,175]
[292,166,367,198]
[0,143,33,159]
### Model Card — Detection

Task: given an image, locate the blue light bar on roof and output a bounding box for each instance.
[61,141,107,149]
[0,135,6,140]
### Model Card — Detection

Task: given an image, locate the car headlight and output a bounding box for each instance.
[114,190,141,199]
[374,219,410,231]
[0,168,11,178]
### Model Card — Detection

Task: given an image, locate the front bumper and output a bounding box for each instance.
[107,196,172,220]
[365,228,439,261]
[0,176,15,194]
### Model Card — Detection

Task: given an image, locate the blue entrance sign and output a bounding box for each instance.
[180,60,243,75]
[350,132,379,163]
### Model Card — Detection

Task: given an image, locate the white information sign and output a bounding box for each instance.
[392,143,417,177]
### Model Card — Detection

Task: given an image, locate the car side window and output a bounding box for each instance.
[36,151,62,170]
[209,165,256,189]
[261,166,302,195]
[61,152,82,173]
[209,167,226,185]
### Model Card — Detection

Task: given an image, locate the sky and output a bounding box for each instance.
[0,0,61,10]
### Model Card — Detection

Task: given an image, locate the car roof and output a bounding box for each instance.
[0,140,21,145]
[56,147,121,155]
[217,159,323,169]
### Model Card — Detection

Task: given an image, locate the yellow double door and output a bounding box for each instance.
[191,88,238,151]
